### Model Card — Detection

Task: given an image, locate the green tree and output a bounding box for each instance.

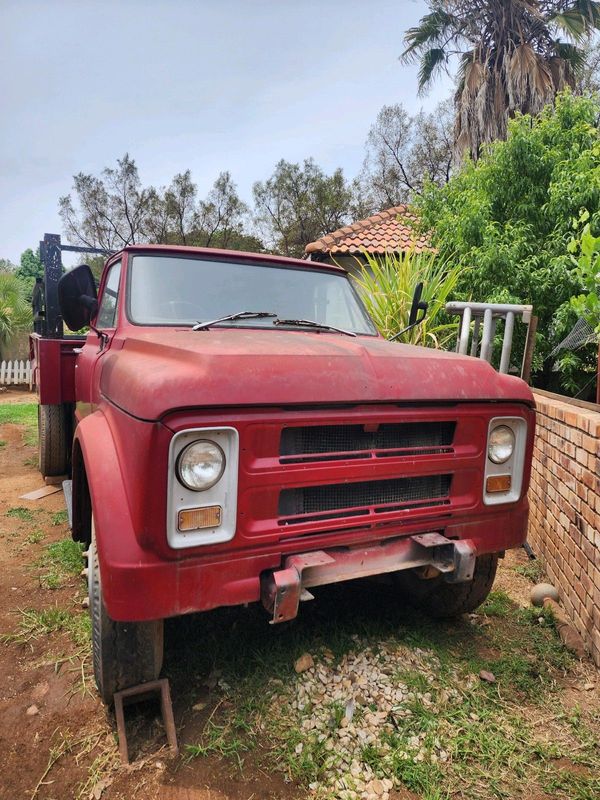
[16,248,43,281]
[416,91,600,393]
[14,248,44,298]
[403,1,600,159]
[253,159,353,257]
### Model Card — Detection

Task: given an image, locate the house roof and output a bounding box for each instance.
[304,204,430,257]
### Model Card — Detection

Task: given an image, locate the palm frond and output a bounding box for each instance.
[554,40,588,71]
[402,10,460,61]
[455,50,475,88]
[506,43,553,112]
[0,272,32,349]
[551,2,600,41]
[569,0,600,27]
[552,10,589,40]
[417,47,447,92]
[463,59,486,95]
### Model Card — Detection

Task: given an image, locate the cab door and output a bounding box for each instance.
[75,259,122,419]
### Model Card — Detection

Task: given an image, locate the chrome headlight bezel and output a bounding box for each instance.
[176,439,226,491]
[483,416,527,506]
[487,424,515,464]
[167,427,239,549]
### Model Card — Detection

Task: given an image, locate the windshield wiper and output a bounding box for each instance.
[192,311,277,331]
[273,318,357,337]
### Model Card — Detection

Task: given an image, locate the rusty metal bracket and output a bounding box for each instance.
[445,540,476,583]
[113,678,178,764]
[261,551,334,624]
[261,535,477,624]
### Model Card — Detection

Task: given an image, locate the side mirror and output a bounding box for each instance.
[389,282,429,342]
[58,264,98,331]
[408,282,428,328]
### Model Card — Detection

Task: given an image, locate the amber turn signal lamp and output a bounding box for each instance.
[178,506,222,532]
[486,475,511,493]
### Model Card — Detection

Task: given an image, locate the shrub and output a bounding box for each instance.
[0,270,32,354]
[353,249,462,348]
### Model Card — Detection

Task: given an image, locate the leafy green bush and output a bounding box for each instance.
[416,92,600,394]
[569,211,600,331]
[353,249,462,347]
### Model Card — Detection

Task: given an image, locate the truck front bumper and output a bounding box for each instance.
[101,505,528,622]
[260,533,476,623]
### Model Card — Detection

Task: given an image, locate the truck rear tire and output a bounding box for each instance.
[38,404,69,478]
[396,553,499,618]
[88,526,164,705]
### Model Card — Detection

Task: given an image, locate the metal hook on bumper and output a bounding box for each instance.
[260,533,476,624]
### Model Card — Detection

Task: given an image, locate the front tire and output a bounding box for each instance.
[38,404,69,478]
[88,526,164,705]
[396,553,499,618]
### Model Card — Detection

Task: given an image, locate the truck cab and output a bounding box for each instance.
[31,243,535,704]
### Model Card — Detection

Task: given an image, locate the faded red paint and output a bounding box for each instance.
[32,245,536,623]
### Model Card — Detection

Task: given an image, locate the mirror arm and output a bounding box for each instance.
[89,323,109,352]
[389,307,428,342]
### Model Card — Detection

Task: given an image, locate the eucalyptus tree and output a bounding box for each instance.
[59,156,256,251]
[402,0,600,159]
[361,99,454,208]
[253,159,353,257]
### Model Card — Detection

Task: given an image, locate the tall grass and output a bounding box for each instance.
[353,249,462,348]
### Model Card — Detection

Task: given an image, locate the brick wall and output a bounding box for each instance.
[528,391,600,666]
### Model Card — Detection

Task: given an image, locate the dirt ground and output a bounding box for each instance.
[0,390,598,800]
[0,385,36,404]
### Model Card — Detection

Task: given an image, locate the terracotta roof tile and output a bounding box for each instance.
[304,204,431,256]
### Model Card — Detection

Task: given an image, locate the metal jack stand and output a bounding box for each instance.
[113,678,178,764]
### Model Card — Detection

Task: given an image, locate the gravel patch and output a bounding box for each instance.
[273,637,466,800]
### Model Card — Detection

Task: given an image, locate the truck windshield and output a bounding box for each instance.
[128,255,377,335]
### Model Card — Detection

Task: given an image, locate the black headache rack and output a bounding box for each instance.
[35,233,115,338]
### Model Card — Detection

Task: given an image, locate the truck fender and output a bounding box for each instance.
[71,411,142,610]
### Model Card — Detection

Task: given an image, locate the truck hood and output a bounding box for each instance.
[100,328,534,420]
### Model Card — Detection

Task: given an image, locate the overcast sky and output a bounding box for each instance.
[0,0,453,264]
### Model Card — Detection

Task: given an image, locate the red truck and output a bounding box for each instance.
[31,235,535,704]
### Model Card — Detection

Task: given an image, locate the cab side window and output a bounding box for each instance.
[96,260,122,329]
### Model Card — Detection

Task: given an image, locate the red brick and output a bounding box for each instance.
[582,434,599,454]
[580,569,593,596]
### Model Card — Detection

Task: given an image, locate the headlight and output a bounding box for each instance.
[177,440,225,491]
[487,425,515,464]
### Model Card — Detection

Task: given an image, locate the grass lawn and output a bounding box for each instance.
[0,402,38,445]
[178,583,599,800]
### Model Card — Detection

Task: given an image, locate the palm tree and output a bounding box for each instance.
[402,1,600,159]
[0,271,32,358]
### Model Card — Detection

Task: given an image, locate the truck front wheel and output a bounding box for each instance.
[396,553,499,618]
[38,404,69,477]
[88,526,164,705]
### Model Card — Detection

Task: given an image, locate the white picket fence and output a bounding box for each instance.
[0,360,32,385]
